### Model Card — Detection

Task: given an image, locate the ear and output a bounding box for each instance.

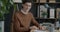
[22,4,24,6]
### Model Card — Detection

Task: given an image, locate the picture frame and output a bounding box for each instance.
[56,8,60,18]
[0,21,4,32]
[38,5,47,18]
[49,8,55,18]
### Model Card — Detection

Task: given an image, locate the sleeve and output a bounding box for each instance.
[31,13,40,27]
[13,13,29,32]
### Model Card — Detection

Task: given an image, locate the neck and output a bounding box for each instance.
[22,8,27,12]
[21,9,29,15]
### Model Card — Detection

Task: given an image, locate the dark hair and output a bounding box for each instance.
[22,0,32,4]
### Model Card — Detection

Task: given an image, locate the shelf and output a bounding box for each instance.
[34,2,40,3]
[35,17,56,19]
[40,2,60,3]
[34,2,60,3]
[39,18,56,19]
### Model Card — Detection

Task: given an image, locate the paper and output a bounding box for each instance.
[34,30,47,32]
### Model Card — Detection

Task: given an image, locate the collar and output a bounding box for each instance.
[21,9,28,15]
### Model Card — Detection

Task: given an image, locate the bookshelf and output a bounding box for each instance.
[32,0,60,23]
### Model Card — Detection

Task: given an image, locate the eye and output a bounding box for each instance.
[25,4,28,6]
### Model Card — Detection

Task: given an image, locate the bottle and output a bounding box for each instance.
[55,20,59,30]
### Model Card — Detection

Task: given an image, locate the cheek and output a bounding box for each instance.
[23,6,28,9]
[28,7,31,10]
[28,7,31,9]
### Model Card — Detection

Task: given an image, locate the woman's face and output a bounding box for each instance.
[22,2,32,12]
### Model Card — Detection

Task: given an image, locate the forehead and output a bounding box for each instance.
[25,2,32,5]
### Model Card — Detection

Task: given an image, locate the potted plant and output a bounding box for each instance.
[0,0,12,21]
[0,0,17,21]
[0,0,14,32]
[42,11,48,18]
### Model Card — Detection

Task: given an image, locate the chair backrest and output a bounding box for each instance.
[10,22,14,32]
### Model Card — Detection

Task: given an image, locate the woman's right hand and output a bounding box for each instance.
[30,26,39,30]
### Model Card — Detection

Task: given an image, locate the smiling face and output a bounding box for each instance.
[22,2,32,12]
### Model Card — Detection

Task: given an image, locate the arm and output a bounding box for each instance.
[31,13,45,30]
[31,13,40,27]
[13,13,29,32]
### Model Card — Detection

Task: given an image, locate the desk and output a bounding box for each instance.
[30,30,49,32]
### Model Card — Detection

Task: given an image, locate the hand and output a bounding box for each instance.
[38,26,46,30]
[30,26,39,30]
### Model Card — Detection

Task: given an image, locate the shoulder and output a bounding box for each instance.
[29,12,33,16]
[14,11,20,16]
[29,12,33,15]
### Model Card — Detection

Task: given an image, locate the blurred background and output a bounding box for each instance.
[0,0,60,32]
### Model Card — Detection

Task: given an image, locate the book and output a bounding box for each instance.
[56,8,60,18]
[36,0,39,3]
[49,0,56,3]
[37,5,40,17]
[40,0,47,3]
